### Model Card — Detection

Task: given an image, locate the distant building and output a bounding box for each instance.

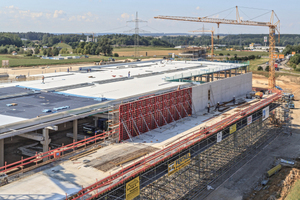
[21,38,28,41]
[43,46,48,49]
[249,43,262,49]
[86,36,93,42]
[12,51,17,56]
[244,45,285,52]
[80,40,84,42]
[23,47,35,52]
[178,46,206,58]
[174,45,188,49]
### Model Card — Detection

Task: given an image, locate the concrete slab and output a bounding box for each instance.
[0,94,271,199]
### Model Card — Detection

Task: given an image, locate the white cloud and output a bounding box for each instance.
[31,12,43,19]
[121,13,130,19]
[68,12,99,22]
[196,6,200,10]
[53,10,64,18]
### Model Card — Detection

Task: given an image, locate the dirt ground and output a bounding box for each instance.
[244,161,300,200]
[203,73,300,200]
[114,50,177,57]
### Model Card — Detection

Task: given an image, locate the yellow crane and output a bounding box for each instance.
[189,27,215,58]
[154,6,280,89]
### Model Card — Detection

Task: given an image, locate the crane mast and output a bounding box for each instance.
[155,6,280,89]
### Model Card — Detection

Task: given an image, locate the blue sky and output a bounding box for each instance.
[0,0,298,34]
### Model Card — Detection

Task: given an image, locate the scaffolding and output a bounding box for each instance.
[72,98,288,200]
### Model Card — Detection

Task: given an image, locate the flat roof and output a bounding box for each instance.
[0,94,270,199]
[0,61,247,130]
[0,87,99,119]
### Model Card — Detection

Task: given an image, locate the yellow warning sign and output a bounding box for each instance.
[168,153,191,176]
[230,124,236,134]
[126,176,140,200]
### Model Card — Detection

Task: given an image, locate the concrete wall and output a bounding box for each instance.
[192,73,252,113]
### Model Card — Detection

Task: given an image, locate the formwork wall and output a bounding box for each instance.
[119,88,192,141]
[192,73,252,113]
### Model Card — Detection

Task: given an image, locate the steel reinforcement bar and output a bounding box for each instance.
[68,90,281,200]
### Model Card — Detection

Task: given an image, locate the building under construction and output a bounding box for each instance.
[178,46,206,59]
[0,60,288,200]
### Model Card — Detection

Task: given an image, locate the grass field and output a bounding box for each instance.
[213,50,269,57]
[53,43,73,51]
[0,54,134,67]
[113,47,178,57]
[285,180,300,200]
[249,58,269,70]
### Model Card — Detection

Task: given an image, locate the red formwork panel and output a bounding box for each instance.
[119,88,192,141]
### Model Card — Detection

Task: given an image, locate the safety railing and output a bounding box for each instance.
[0,128,118,174]
[165,63,249,81]
[68,89,281,200]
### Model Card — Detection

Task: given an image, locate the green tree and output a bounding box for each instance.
[34,47,39,54]
[53,47,59,56]
[43,49,47,56]
[265,66,269,71]
[257,66,263,71]
[47,48,52,56]
[113,53,119,57]
[26,50,33,56]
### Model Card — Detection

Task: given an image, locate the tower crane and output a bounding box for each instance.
[189,27,215,58]
[154,6,280,89]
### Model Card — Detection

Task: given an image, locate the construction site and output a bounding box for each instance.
[0,5,299,200]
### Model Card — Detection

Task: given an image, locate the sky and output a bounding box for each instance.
[0,0,299,34]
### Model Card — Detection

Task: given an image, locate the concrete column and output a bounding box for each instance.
[0,139,4,167]
[200,75,202,82]
[211,73,214,81]
[229,70,232,77]
[224,70,227,78]
[218,71,220,79]
[235,68,237,76]
[207,74,210,82]
[41,128,50,162]
[73,119,78,142]
[94,117,98,127]
[245,66,247,73]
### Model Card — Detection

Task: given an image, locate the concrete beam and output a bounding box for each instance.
[46,126,58,131]
[19,132,44,141]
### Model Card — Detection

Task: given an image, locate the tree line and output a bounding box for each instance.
[161,34,300,47]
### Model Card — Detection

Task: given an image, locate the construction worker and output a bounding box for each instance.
[215,102,220,111]
[233,96,236,105]
[42,75,45,84]
[128,71,131,78]
[207,102,210,113]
